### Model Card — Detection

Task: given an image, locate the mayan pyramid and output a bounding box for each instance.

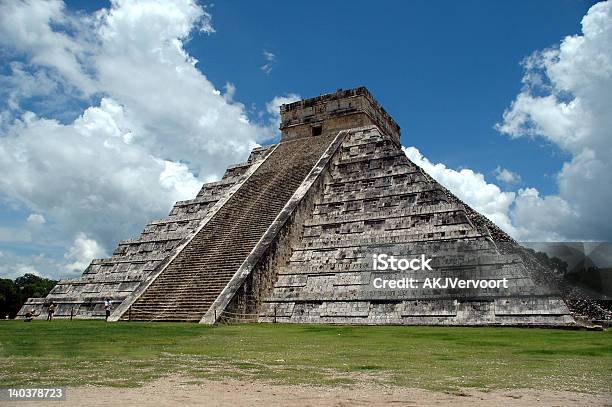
[20,87,575,326]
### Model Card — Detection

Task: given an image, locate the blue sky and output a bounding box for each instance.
[65,0,593,194]
[0,0,610,279]
[173,0,591,194]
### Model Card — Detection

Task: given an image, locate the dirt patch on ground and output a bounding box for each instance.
[13,375,611,406]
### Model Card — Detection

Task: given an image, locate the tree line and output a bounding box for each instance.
[0,274,57,319]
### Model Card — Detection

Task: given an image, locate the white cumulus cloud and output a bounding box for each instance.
[496,0,612,241]
[26,213,46,226]
[493,166,521,184]
[64,233,107,273]
[0,0,293,279]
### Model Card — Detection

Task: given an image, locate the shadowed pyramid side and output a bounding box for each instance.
[257,126,574,326]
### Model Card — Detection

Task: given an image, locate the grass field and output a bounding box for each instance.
[0,321,610,393]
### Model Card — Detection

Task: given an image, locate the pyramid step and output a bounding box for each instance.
[123,134,337,322]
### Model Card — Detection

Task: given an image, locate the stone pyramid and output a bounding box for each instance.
[20,87,575,326]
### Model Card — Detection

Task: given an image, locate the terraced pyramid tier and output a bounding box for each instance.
[18,145,275,320]
[257,127,574,326]
[19,87,582,327]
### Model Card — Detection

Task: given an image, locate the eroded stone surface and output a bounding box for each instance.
[256,127,572,326]
[20,88,575,326]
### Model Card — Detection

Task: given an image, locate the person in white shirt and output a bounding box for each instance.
[104,298,112,321]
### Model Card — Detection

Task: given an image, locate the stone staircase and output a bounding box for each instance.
[122,134,337,322]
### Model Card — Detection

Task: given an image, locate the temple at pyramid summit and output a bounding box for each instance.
[20,87,581,326]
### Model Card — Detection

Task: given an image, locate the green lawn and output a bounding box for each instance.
[0,321,610,393]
